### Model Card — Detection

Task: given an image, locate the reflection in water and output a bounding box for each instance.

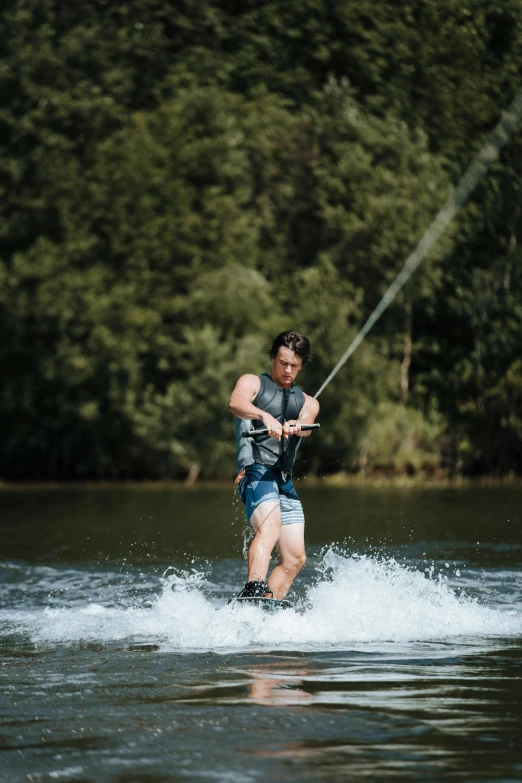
[1,486,522,782]
[240,647,522,780]
[247,662,312,706]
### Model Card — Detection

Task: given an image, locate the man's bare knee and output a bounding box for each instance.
[281,552,306,573]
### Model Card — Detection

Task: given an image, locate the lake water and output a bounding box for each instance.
[1,485,522,782]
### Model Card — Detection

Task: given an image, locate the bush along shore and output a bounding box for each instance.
[1,1,521,481]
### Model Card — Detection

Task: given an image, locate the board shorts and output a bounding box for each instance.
[237,463,305,527]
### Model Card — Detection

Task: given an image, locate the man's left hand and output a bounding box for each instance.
[283,420,302,439]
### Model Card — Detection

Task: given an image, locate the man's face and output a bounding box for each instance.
[271,347,303,388]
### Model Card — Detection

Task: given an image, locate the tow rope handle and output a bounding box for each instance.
[242,423,321,439]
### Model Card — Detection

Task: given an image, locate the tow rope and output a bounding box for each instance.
[308,88,522,405]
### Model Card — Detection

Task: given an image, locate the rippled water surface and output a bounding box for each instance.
[1,485,522,782]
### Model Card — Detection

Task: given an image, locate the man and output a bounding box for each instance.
[229,330,320,601]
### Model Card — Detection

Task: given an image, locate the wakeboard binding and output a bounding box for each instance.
[229,580,292,610]
[236,579,273,599]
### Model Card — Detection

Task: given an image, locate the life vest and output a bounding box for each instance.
[235,373,305,475]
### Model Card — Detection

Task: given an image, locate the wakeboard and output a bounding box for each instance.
[230,596,293,611]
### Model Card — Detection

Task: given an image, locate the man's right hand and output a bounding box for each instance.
[261,413,283,441]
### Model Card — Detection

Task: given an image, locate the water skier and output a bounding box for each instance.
[229,330,320,602]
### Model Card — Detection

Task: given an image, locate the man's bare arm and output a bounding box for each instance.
[283,394,320,438]
[229,374,283,440]
[228,374,262,419]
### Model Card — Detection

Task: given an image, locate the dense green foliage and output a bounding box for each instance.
[0,0,521,479]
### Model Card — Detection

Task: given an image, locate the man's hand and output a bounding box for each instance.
[283,420,302,439]
[261,413,283,441]
[296,395,320,437]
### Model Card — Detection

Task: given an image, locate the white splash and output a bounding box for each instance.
[4,551,522,651]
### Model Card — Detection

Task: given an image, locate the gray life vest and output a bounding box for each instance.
[235,373,305,475]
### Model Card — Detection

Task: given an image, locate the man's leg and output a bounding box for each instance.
[248,501,282,583]
[268,523,306,600]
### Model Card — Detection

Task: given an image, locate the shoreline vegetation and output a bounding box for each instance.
[1,2,521,481]
[2,473,522,491]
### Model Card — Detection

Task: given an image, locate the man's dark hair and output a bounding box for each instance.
[269,330,312,364]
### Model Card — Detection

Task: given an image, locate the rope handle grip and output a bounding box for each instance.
[242,423,320,439]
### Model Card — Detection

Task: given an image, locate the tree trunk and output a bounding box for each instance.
[504,202,520,291]
[185,462,201,485]
[401,300,413,402]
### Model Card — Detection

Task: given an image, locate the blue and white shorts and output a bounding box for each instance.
[237,463,305,527]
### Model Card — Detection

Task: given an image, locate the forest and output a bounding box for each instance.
[0,0,521,480]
